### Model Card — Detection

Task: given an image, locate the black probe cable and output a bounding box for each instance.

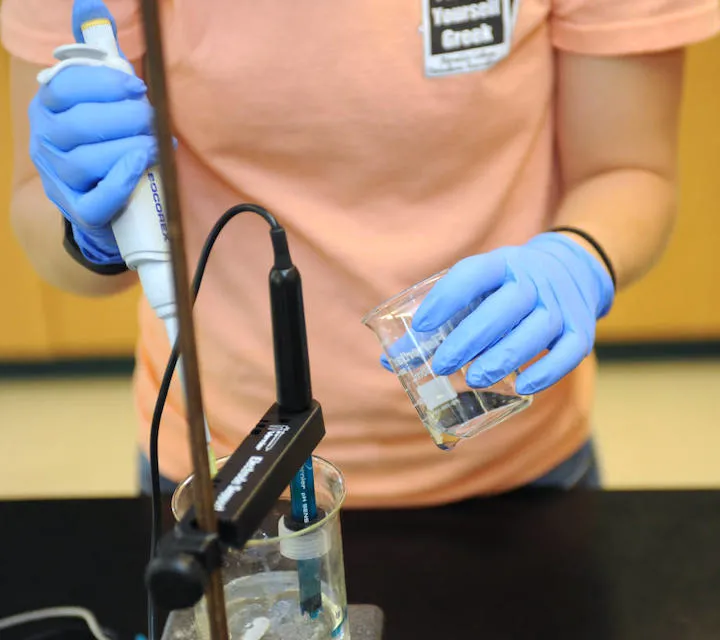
[147,203,280,640]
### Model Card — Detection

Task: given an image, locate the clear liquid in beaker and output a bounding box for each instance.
[396,366,527,449]
[198,572,347,640]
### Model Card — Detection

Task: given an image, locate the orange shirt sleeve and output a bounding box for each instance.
[551,0,720,55]
[0,0,145,65]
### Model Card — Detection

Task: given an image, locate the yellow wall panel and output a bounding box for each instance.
[0,40,51,358]
[597,38,720,342]
[43,286,140,358]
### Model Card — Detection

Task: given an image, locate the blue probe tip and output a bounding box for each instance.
[72,0,118,43]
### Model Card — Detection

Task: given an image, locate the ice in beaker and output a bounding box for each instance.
[362,270,533,451]
[171,456,350,640]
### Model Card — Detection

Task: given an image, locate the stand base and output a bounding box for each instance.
[161,604,384,639]
[347,605,385,640]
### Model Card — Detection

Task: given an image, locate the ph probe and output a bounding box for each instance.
[36,9,217,473]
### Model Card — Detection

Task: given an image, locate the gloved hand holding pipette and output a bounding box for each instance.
[31,0,181,331]
[28,5,154,268]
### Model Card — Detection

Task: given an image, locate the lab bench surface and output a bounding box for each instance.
[1,490,720,639]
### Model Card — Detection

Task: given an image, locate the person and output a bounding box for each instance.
[2,0,718,506]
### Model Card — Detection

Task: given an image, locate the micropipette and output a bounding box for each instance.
[36,0,217,474]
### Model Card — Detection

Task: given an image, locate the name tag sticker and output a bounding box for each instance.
[421,0,515,77]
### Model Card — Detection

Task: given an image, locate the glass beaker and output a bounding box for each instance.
[362,270,533,451]
[172,455,350,640]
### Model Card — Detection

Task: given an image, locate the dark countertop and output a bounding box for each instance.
[1,490,720,639]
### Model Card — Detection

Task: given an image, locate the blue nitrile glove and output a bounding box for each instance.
[28,0,156,266]
[406,232,615,395]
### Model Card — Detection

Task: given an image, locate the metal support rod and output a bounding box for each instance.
[137,2,228,639]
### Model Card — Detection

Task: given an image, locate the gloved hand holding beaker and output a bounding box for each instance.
[365,231,615,449]
[412,231,615,396]
[28,0,156,266]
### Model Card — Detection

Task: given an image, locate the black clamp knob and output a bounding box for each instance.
[145,523,222,611]
[146,552,208,610]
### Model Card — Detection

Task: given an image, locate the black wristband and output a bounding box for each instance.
[63,218,129,276]
[549,225,617,289]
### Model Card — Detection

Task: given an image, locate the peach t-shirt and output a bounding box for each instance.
[3,1,718,507]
